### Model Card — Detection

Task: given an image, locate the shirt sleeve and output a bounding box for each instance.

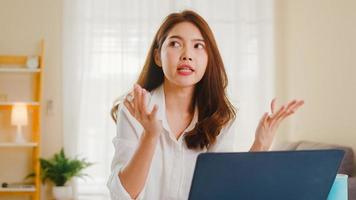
[107,102,146,200]
[207,118,237,152]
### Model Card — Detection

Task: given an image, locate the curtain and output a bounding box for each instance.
[62,0,274,199]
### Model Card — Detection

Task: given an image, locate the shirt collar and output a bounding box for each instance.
[149,84,198,135]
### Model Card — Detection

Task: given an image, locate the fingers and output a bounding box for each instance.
[263,112,269,125]
[149,105,159,119]
[269,105,285,119]
[280,100,304,120]
[268,105,285,125]
[271,100,297,120]
[270,100,304,127]
[270,99,297,119]
[141,89,148,114]
[285,99,297,110]
[124,99,135,116]
[124,91,135,116]
[126,84,158,120]
[138,86,144,114]
[259,112,269,125]
[133,84,141,117]
[268,99,303,120]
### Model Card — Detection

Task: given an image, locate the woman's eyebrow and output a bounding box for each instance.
[168,35,205,42]
[192,38,205,43]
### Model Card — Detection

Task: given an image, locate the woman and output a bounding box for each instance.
[107,10,304,200]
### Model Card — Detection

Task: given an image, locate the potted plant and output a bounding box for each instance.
[31,148,92,200]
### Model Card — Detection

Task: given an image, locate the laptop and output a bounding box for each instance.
[188,150,344,200]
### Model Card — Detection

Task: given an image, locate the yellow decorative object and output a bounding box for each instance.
[11,103,29,143]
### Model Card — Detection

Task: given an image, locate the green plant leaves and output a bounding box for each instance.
[39,148,93,186]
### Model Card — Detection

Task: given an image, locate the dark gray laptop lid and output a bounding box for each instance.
[188,149,344,200]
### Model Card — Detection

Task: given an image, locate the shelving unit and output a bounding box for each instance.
[0,187,36,193]
[0,68,41,73]
[0,40,44,200]
[0,143,38,147]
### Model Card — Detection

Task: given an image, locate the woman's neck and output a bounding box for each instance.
[163,82,195,114]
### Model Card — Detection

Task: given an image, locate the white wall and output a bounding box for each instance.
[274,0,356,160]
[0,0,63,199]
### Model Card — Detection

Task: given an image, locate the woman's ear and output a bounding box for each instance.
[154,49,162,67]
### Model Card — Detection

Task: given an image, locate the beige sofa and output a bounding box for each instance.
[272,140,356,200]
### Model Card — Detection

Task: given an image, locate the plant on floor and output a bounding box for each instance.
[29,148,93,186]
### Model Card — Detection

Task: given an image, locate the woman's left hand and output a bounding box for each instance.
[250,99,305,151]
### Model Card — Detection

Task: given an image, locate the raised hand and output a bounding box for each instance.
[123,84,162,139]
[251,99,305,151]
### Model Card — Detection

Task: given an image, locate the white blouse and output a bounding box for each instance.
[107,85,237,200]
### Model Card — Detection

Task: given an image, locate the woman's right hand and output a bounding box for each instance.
[123,84,162,139]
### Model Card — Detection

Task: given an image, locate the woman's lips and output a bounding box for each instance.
[177,70,193,76]
[177,64,194,76]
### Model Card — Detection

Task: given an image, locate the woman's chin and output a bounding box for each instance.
[166,80,197,89]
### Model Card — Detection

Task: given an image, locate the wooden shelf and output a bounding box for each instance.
[0,102,40,106]
[0,40,44,200]
[0,143,38,147]
[0,67,41,73]
[0,186,36,193]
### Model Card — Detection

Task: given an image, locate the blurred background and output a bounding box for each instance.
[0,0,355,199]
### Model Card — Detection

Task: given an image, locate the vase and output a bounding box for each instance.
[52,185,73,200]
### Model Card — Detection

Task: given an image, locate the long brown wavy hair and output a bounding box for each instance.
[111,10,236,150]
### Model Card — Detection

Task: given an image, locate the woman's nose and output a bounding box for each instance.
[182,56,192,61]
[181,51,193,61]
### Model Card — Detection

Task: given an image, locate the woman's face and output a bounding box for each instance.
[155,22,208,88]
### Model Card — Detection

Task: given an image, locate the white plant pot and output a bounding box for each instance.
[52,185,73,200]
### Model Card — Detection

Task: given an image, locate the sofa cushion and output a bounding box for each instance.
[271,141,301,151]
[348,177,356,200]
[296,141,354,176]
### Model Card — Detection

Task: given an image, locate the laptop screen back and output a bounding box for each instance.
[188,150,344,200]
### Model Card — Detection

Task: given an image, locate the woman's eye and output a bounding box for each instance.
[195,43,205,49]
[169,41,181,47]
